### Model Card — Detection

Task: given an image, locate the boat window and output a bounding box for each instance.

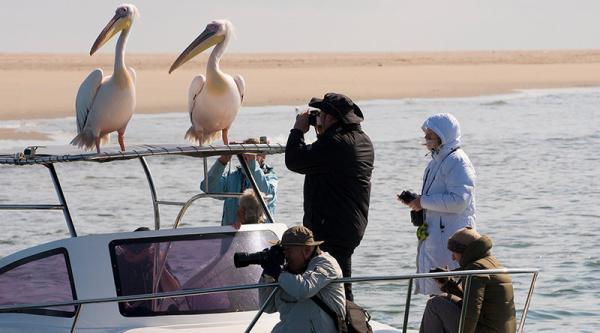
[110,230,277,317]
[0,248,77,317]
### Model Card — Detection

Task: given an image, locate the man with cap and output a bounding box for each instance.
[285,92,374,301]
[419,227,516,333]
[259,225,346,333]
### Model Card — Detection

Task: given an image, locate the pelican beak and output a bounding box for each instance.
[90,12,128,55]
[169,28,224,73]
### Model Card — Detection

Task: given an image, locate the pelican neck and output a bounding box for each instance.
[206,34,230,79]
[114,28,130,74]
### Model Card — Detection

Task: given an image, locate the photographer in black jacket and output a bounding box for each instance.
[286,92,374,301]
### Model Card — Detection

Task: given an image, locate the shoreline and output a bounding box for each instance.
[2,50,600,140]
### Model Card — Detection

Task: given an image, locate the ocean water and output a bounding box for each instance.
[1,87,599,331]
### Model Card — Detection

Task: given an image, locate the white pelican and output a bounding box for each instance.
[71,4,138,153]
[169,19,245,145]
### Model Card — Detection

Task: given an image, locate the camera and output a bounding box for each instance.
[234,244,284,268]
[398,190,424,226]
[307,109,320,126]
[397,190,418,204]
[430,267,450,284]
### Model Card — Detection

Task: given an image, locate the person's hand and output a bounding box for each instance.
[294,111,310,134]
[233,208,244,229]
[430,266,449,286]
[233,220,242,230]
[261,261,282,280]
[218,155,232,165]
[408,196,422,211]
[256,154,266,167]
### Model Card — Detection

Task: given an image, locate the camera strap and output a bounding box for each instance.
[311,295,343,331]
[422,147,460,195]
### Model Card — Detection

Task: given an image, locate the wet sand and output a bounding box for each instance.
[2,50,600,140]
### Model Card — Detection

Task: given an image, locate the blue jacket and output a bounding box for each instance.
[200,159,277,225]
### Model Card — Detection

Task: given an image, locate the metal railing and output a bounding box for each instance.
[141,153,275,230]
[0,163,76,237]
[0,268,538,333]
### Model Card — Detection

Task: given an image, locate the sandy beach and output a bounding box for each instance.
[2,50,600,140]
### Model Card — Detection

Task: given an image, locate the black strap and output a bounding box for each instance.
[311,295,340,329]
[422,147,460,195]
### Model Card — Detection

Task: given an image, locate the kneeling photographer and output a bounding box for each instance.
[254,225,346,333]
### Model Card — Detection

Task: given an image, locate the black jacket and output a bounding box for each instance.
[285,123,374,248]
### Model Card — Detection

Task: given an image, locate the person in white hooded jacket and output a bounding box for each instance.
[402,113,476,295]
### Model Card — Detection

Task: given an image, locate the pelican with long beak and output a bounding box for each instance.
[169,19,245,145]
[71,4,138,153]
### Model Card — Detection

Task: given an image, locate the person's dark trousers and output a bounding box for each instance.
[320,243,355,301]
[419,295,460,333]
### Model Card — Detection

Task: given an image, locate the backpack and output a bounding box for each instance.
[312,296,373,333]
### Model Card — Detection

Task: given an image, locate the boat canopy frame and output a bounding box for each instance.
[0,144,286,236]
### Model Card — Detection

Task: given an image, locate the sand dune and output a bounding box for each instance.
[2,50,600,139]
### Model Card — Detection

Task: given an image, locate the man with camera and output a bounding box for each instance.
[285,92,374,301]
[257,225,346,333]
[200,137,277,226]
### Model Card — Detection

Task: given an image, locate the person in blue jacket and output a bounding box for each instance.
[200,137,277,225]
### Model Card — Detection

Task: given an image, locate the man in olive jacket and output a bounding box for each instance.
[420,227,516,333]
[285,92,374,301]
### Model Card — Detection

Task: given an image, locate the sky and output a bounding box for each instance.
[1,0,600,53]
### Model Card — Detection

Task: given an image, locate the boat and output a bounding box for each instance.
[0,144,538,332]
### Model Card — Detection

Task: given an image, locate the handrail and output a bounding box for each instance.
[139,157,161,230]
[237,154,275,224]
[0,268,538,333]
[0,281,280,312]
[172,156,275,228]
[0,204,64,210]
[45,163,76,237]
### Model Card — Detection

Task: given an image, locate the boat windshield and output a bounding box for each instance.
[110,229,278,317]
[0,248,77,317]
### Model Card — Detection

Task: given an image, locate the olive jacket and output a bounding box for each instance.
[442,236,516,333]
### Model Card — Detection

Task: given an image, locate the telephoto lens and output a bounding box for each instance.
[233,250,269,268]
[233,245,284,268]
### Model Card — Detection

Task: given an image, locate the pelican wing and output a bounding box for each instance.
[187,75,206,122]
[75,69,104,132]
[234,74,245,102]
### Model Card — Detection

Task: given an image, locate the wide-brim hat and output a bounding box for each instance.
[308,92,364,125]
[270,225,324,246]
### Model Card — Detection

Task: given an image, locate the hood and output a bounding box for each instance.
[422,113,462,154]
[459,235,493,267]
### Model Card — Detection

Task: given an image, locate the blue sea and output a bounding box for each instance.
[1,87,599,331]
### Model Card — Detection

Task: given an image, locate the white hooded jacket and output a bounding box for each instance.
[416,113,477,295]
